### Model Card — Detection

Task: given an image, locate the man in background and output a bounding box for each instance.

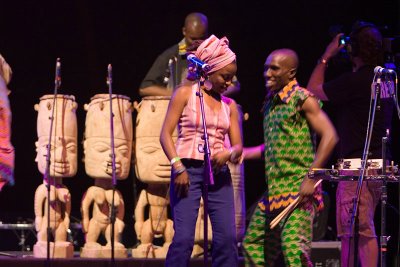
[139,12,239,97]
[307,21,393,267]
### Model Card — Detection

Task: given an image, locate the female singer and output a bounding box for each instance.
[160,34,242,267]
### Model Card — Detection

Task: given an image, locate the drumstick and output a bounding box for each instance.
[271,178,323,227]
[270,179,323,228]
[270,198,300,229]
[270,179,322,229]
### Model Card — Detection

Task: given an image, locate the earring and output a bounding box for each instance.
[203,79,212,91]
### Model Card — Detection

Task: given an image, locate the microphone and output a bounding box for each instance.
[55,58,61,87]
[187,54,211,73]
[107,64,112,85]
[374,66,395,75]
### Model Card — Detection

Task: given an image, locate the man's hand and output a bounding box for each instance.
[322,33,346,61]
[299,176,317,198]
[211,150,230,169]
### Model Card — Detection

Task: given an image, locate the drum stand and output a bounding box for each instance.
[380,134,390,267]
[0,222,36,252]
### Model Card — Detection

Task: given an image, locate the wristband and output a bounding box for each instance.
[174,166,186,175]
[170,156,181,165]
[318,57,328,66]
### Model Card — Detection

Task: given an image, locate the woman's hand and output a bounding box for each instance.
[173,171,190,198]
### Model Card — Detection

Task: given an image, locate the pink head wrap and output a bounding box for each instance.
[194,35,236,74]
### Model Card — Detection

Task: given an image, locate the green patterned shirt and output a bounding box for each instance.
[259,80,322,212]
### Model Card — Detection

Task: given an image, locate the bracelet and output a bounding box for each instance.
[170,156,181,165]
[173,162,183,169]
[317,57,328,66]
[174,166,186,175]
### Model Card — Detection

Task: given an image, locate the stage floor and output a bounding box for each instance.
[0,251,245,267]
[0,241,343,267]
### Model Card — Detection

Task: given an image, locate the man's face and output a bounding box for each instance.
[263,53,293,92]
[183,23,208,47]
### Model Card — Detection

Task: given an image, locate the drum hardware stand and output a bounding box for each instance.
[0,222,36,252]
[43,58,61,265]
[192,62,214,267]
[348,74,381,267]
[107,64,117,266]
[389,70,400,266]
[380,132,390,267]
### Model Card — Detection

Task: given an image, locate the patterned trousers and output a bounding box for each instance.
[242,200,315,267]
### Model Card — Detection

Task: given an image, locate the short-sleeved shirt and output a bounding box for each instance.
[139,40,188,91]
[323,65,393,159]
[259,80,322,212]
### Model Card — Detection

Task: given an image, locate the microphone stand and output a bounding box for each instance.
[193,69,214,267]
[348,75,380,267]
[107,64,117,265]
[44,58,61,265]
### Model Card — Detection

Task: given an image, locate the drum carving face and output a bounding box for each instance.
[36,136,78,177]
[84,94,133,180]
[84,137,131,179]
[35,95,78,178]
[135,97,177,184]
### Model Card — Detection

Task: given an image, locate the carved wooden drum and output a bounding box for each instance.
[134,96,178,184]
[84,94,133,180]
[35,94,78,178]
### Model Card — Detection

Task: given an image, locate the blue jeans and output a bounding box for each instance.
[165,160,238,267]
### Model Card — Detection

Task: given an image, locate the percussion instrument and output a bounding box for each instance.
[35,94,78,177]
[308,158,399,182]
[84,94,133,180]
[134,96,177,184]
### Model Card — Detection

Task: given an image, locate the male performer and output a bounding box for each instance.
[139,12,239,97]
[242,48,337,266]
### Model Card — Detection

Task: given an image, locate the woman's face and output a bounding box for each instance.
[208,62,237,94]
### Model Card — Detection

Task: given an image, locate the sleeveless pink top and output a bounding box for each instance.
[175,84,231,161]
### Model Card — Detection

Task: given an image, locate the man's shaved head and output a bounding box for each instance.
[182,13,208,46]
[269,48,299,71]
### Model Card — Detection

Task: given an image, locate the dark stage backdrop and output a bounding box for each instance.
[0,0,399,261]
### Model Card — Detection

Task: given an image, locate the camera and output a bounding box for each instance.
[339,35,350,46]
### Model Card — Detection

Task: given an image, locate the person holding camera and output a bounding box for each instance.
[307,21,393,267]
